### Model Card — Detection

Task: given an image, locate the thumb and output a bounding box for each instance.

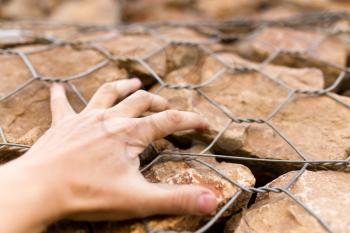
[143,183,218,216]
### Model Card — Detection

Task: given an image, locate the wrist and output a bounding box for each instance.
[0,156,67,233]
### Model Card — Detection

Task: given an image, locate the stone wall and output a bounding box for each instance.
[1,2,350,233]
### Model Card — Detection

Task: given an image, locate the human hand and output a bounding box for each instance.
[5,78,218,232]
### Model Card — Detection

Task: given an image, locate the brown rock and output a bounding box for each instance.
[227,170,350,233]
[195,0,266,19]
[281,0,350,11]
[151,52,350,163]
[255,5,303,20]
[51,0,120,25]
[0,29,47,48]
[1,0,61,19]
[92,27,208,79]
[120,0,268,22]
[343,90,350,97]
[234,27,348,87]
[0,45,127,158]
[120,0,201,22]
[1,0,119,25]
[94,143,255,233]
[44,221,90,233]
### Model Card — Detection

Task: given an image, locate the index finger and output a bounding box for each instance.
[50,83,75,125]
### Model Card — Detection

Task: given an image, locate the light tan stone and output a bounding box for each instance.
[120,0,268,22]
[282,0,350,11]
[227,170,350,233]
[195,0,265,19]
[1,0,61,19]
[151,52,350,163]
[234,27,348,87]
[51,0,120,25]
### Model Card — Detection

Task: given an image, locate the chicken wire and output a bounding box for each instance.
[0,11,350,233]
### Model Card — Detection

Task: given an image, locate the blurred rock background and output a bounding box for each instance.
[1,0,350,25]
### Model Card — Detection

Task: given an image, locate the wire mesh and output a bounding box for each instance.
[1,11,350,233]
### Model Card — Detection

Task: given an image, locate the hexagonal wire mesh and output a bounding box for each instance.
[1,11,350,233]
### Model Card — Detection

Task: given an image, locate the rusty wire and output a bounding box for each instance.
[1,11,350,233]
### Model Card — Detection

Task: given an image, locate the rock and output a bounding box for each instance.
[343,90,350,97]
[151,52,350,164]
[0,29,48,48]
[94,142,255,233]
[51,0,120,25]
[120,0,201,22]
[281,0,350,11]
[120,0,268,22]
[1,0,61,19]
[1,0,120,25]
[195,0,266,19]
[255,5,303,20]
[44,221,90,233]
[144,144,255,214]
[92,26,209,79]
[0,26,210,159]
[0,45,127,158]
[234,27,348,87]
[227,170,350,233]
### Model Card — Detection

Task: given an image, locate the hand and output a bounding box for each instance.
[1,78,218,233]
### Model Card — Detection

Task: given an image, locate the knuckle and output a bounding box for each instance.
[135,90,150,99]
[170,189,190,214]
[166,110,182,124]
[100,82,116,93]
[91,110,106,124]
[119,119,139,136]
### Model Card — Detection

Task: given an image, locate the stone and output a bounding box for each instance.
[92,27,209,80]
[226,170,350,233]
[50,0,120,25]
[0,26,210,159]
[120,0,268,22]
[234,27,348,87]
[93,142,255,233]
[44,221,90,233]
[281,0,350,11]
[151,52,350,164]
[120,0,201,22]
[1,0,61,19]
[0,45,127,158]
[1,0,120,25]
[255,5,302,20]
[195,0,266,19]
[0,29,46,48]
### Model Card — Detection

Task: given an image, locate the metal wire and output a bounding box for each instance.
[1,11,350,233]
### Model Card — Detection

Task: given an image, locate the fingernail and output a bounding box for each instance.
[197,191,217,215]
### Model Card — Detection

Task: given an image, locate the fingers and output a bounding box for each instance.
[50,83,75,124]
[142,183,218,216]
[108,90,168,118]
[84,78,142,111]
[141,110,208,143]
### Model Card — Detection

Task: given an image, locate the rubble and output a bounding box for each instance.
[227,170,350,233]
[1,0,120,25]
[233,27,348,87]
[151,52,350,164]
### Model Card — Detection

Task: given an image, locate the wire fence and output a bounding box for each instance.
[1,11,350,233]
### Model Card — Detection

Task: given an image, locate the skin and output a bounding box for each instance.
[0,78,218,233]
